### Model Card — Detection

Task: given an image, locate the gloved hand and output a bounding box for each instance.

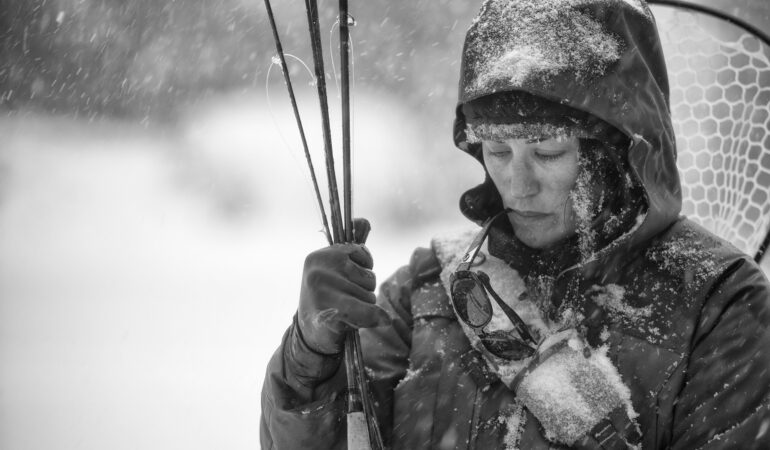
[513,329,641,449]
[296,218,392,355]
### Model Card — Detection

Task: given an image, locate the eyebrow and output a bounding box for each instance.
[525,135,574,144]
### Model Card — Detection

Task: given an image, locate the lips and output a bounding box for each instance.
[509,209,549,219]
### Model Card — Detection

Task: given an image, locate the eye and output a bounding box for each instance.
[489,149,511,158]
[535,151,565,161]
[484,142,511,158]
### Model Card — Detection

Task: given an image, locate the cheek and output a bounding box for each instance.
[543,158,579,200]
[483,154,507,188]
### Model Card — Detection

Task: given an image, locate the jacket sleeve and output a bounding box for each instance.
[671,258,770,449]
[260,248,434,449]
[259,319,348,450]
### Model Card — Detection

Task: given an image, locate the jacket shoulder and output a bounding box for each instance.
[643,217,755,291]
[655,218,748,258]
[409,246,443,285]
[594,217,765,349]
[378,245,451,326]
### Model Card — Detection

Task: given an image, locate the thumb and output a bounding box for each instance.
[352,218,371,244]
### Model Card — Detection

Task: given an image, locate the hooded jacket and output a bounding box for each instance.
[261,0,770,448]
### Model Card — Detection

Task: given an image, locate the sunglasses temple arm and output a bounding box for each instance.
[480,276,538,346]
[457,209,510,271]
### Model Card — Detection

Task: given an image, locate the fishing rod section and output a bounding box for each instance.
[261,1,385,448]
[304,0,345,244]
[340,0,354,243]
[262,0,333,246]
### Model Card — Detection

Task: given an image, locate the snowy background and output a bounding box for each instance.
[0,93,478,450]
[1,1,769,449]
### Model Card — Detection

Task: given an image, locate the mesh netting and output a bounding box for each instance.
[651,5,770,257]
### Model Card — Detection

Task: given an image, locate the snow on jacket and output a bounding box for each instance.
[261,0,770,448]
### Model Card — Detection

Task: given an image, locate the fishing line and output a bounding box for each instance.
[264,0,333,245]
[328,16,357,95]
[265,56,335,241]
[329,20,342,95]
[264,54,314,156]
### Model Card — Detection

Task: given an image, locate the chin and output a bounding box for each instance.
[516,234,553,249]
[514,230,566,249]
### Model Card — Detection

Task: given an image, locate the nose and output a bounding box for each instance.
[506,152,539,199]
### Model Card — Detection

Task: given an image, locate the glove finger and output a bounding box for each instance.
[334,298,391,329]
[332,278,377,304]
[346,244,373,269]
[344,260,377,292]
[352,218,371,244]
[309,271,375,308]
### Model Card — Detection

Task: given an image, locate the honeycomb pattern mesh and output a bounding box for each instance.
[652,5,770,257]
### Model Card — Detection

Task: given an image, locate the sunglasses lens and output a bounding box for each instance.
[452,277,492,328]
[480,330,536,360]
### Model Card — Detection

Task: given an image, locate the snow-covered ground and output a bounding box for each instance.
[0,93,476,450]
[1,93,768,450]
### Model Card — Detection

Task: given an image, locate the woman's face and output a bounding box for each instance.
[483,136,580,248]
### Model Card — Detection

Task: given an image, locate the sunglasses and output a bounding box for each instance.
[450,209,538,360]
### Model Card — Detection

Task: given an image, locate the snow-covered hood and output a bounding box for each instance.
[453,0,682,258]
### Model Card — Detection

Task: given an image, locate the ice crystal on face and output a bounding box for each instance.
[463,0,624,96]
[571,151,602,260]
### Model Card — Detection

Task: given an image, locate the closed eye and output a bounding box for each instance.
[535,152,565,161]
[484,142,511,158]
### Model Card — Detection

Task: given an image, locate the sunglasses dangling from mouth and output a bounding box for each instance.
[450,209,539,360]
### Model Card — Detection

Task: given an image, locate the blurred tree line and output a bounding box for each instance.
[0,0,479,119]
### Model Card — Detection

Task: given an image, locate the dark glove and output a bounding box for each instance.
[296,218,391,355]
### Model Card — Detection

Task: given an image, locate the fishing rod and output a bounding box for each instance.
[262,0,332,246]
[263,0,384,448]
[304,0,345,244]
[338,2,384,446]
[341,0,353,244]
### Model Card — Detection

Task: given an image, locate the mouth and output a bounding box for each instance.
[508,209,550,219]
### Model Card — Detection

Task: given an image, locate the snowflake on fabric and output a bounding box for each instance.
[463,0,625,96]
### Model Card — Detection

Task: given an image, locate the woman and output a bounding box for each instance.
[261,0,770,448]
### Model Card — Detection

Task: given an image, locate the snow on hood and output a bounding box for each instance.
[463,0,626,96]
[453,0,682,264]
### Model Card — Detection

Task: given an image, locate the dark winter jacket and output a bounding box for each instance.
[261,0,770,448]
